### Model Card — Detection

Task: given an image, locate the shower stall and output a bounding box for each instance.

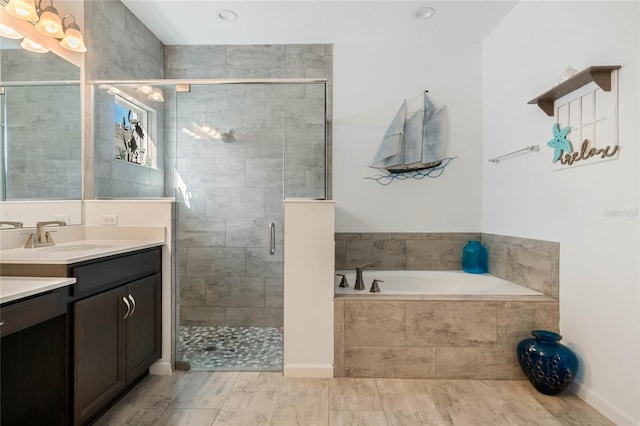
[92,78,327,371]
[175,81,327,370]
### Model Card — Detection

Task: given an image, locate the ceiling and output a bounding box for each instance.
[119,1,518,46]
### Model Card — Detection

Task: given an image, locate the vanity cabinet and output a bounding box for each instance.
[0,287,69,426]
[70,247,161,426]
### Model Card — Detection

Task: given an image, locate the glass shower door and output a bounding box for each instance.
[175,82,326,370]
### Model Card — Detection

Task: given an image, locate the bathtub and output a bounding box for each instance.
[334,269,542,296]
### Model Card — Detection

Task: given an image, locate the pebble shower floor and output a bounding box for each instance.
[178,326,283,371]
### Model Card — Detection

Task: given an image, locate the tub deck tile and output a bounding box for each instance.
[344,346,436,379]
[406,301,498,347]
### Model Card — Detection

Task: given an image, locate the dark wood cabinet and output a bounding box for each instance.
[73,285,126,425]
[71,247,162,426]
[1,288,69,426]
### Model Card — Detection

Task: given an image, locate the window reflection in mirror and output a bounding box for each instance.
[93,83,171,199]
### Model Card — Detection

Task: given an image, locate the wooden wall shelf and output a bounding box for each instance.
[528,66,621,116]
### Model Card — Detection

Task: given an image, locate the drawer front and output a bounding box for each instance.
[0,289,67,337]
[72,248,161,298]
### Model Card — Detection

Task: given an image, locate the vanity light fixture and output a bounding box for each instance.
[0,22,23,39]
[414,6,435,19]
[59,14,86,52]
[34,0,63,38]
[21,36,48,53]
[4,0,38,22]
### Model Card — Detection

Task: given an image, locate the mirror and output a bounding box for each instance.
[92,82,173,199]
[0,39,82,226]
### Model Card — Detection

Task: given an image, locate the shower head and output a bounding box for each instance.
[221,129,235,143]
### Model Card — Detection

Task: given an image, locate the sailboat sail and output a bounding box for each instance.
[370,91,448,173]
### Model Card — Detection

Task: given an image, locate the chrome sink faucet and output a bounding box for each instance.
[24,220,66,248]
[354,262,377,290]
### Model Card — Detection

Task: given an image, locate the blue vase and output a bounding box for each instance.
[462,240,488,273]
[516,330,579,395]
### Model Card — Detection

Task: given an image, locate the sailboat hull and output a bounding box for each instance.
[386,160,442,174]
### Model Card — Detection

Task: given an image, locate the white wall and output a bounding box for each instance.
[482,2,639,424]
[333,41,484,232]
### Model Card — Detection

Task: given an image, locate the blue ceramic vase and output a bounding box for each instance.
[462,240,488,274]
[516,330,579,395]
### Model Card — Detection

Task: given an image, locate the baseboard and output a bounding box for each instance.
[149,361,173,376]
[570,380,638,425]
[283,363,334,378]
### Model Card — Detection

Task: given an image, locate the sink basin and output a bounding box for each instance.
[40,243,115,252]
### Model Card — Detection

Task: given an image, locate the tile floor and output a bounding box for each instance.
[178,326,283,371]
[94,371,614,425]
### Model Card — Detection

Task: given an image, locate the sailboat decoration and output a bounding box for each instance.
[367,91,453,184]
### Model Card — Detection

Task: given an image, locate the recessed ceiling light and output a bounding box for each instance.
[414,7,435,19]
[218,9,238,21]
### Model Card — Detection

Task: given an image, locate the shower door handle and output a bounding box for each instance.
[269,222,276,255]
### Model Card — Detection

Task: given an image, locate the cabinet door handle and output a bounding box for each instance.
[0,320,4,326]
[128,294,136,317]
[122,296,131,319]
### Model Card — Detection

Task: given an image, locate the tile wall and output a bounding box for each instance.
[84,0,166,198]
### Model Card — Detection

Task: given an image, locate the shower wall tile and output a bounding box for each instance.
[180,307,226,326]
[205,278,265,308]
[245,159,284,188]
[265,278,284,308]
[186,248,246,278]
[246,248,284,278]
[284,98,326,127]
[206,189,266,218]
[285,45,327,69]
[165,45,225,70]
[225,45,286,68]
[180,277,206,307]
[178,217,226,248]
[226,308,283,327]
[265,189,284,218]
[227,218,282,248]
[217,129,284,160]
[284,127,326,159]
[186,158,246,189]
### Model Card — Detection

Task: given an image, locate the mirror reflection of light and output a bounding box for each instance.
[174,170,191,209]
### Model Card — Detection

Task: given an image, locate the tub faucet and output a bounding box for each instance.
[355,262,376,290]
[24,220,65,248]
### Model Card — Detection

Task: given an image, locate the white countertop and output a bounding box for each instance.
[0,276,76,304]
[0,239,164,264]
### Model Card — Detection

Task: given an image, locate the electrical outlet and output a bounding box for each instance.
[53,215,70,225]
[101,214,118,226]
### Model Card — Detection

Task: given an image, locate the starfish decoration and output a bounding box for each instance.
[547,123,572,163]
